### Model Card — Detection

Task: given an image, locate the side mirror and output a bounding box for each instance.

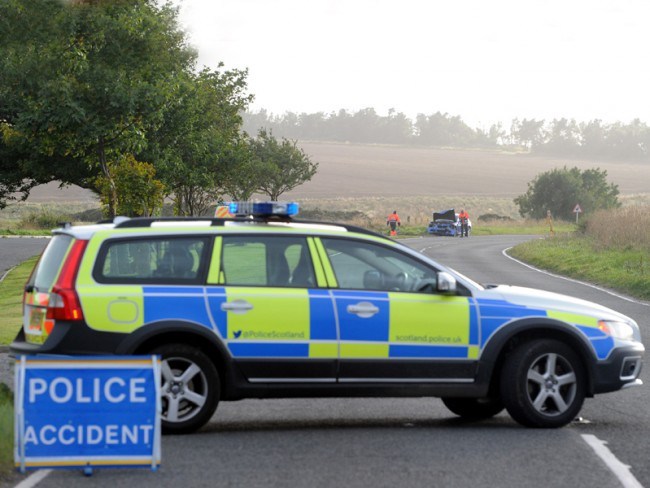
[436,272,457,294]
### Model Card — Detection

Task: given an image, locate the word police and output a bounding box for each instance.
[28,376,147,404]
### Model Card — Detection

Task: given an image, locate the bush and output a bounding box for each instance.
[19,209,72,229]
[583,206,650,251]
[514,166,620,220]
[477,213,513,222]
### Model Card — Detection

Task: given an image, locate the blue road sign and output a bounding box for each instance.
[14,356,161,472]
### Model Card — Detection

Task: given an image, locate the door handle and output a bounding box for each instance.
[347,301,379,318]
[221,300,253,314]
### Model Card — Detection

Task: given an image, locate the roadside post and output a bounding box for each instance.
[14,356,161,475]
[546,210,555,236]
[573,204,582,224]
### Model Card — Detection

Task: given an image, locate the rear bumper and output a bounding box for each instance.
[10,322,124,356]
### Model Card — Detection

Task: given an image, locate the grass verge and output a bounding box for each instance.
[369,222,575,237]
[0,256,38,345]
[0,385,13,476]
[509,235,650,300]
[0,230,51,236]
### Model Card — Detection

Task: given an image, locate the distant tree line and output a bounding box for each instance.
[244,110,650,162]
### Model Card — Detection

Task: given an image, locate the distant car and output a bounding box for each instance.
[427,209,471,237]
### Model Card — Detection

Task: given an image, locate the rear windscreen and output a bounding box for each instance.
[28,234,73,291]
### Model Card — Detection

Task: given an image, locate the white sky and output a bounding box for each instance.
[174,0,650,128]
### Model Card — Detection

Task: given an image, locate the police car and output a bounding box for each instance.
[11,202,644,433]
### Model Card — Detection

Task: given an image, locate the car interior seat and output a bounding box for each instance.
[156,245,195,279]
[290,247,315,287]
[268,251,290,286]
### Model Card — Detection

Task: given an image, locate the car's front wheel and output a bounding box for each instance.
[442,396,504,419]
[500,339,586,428]
[152,344,220,434]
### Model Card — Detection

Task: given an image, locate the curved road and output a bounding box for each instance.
[3,235,648,488]
[0,237,49,279]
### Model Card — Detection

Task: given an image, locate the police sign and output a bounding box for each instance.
[14,356,161,472]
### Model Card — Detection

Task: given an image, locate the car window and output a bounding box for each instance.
[222,236,315,288]
[320,238,437,293]
[94,237,208,283]
[29,234,74,291]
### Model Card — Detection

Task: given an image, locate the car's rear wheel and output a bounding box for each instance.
[500,339,586,428]
[442,396,504,419]
[152,344,220,434]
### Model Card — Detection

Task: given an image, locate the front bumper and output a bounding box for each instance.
[427,226,456,236]
[592,343,645,394]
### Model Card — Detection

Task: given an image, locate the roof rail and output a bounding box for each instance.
[113,216,291,228]
[109,216,385,238]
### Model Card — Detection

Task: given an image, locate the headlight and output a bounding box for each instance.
[598,320,636,341]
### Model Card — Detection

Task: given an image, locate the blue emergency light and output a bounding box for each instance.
[227,201,300,217]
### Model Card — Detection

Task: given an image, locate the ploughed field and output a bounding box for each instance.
[24,143,650,222]
[289,142,650,199]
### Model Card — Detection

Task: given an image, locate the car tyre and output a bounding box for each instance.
[500,339,586,428]
[441,397,504,419]
[152,344,220,434]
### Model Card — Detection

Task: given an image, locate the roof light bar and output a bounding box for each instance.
[228,201,299,217]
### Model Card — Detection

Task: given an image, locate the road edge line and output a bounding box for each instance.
[13,469,52,488]
[581,434,644,488]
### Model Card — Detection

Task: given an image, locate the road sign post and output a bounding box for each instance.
[15,356,161,473]
[573,204,582,224]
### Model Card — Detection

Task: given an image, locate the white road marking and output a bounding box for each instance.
[13,469,52,488]
[581,435,644,488]
[0,266,16,283]
[502,247,650,308]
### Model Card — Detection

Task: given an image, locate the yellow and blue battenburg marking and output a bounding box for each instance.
[144,287,213,329]
[116,287,613,362]
[476,298,615,359]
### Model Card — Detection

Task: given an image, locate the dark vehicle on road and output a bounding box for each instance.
[427,209,471,237]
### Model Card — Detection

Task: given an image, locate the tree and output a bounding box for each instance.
[514,167,620,220]
[220,136,266,201]
[510,118,545,149]
[252,129,318,201]
[95,154,166,217]
[537,119,581,156]
[143,66,253,216]
[0,0,196,213]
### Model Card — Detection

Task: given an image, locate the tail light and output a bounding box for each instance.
[46,239,88,322]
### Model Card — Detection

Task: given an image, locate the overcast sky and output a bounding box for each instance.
[175,0,650,128]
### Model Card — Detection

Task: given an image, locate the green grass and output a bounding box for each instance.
[510,235,650,300]
[370,222,576,237]
[0,256,38,345]
[0,229,51,236]
[0,385,13,475]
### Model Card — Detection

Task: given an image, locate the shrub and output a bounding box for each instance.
[583,206,650,251]
[477,213,513,222]
[19,209,71,229]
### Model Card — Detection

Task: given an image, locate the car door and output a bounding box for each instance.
[206,234,338,383]
[317,237,479,383]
